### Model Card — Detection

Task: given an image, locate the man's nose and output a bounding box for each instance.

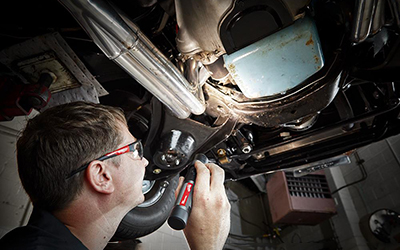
[142,157,149,167]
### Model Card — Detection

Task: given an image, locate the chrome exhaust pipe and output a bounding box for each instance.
[58,0,206,119]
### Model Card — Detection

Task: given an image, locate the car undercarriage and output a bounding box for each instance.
[1,0,400,240]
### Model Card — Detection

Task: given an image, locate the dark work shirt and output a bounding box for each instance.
[0,207,87,250]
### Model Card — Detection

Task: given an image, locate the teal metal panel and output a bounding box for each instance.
[223,16,324,98]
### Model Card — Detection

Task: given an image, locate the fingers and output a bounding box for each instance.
[194,161,225,192]
[194,161,211,191]
[176,161,219,200]
[206,163,225,190]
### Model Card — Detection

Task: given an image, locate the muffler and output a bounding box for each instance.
[58,0,206,119]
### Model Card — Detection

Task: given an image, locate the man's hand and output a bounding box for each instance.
[175,161,231,250]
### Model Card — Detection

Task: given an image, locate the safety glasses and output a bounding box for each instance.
[66,140,143,179]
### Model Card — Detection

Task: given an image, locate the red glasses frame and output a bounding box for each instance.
[66,140,143,179]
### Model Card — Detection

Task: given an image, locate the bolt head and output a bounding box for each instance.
[153,169,162,174]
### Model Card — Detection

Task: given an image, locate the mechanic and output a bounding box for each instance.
[0,101,231,250]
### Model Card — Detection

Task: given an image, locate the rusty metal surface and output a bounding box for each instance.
[203,41,345,127]
[223,16,324,98]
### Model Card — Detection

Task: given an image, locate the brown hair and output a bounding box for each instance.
[17,101,127,212]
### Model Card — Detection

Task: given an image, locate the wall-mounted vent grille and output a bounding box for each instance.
[267,171,336,225]
[285,172,332,199]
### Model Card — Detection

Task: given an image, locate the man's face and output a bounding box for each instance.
[114,122,148,209]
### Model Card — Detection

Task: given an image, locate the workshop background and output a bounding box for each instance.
[1,114,400,250]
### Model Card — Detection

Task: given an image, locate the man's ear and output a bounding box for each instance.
[85,160,115,194]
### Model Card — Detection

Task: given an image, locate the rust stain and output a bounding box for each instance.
[314,55,319,64]
[277,33,304,49]
[228,63,236,74]
[306,34,314,46]
[227,63,240,81]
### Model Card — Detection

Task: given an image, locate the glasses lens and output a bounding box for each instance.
[131,140,143,160]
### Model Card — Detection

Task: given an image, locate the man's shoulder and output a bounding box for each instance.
[0,225,58,250]
[1,215,87,250]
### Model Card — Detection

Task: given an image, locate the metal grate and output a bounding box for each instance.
[285,172,332,199]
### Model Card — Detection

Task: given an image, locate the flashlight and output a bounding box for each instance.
[168,154,208,230]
